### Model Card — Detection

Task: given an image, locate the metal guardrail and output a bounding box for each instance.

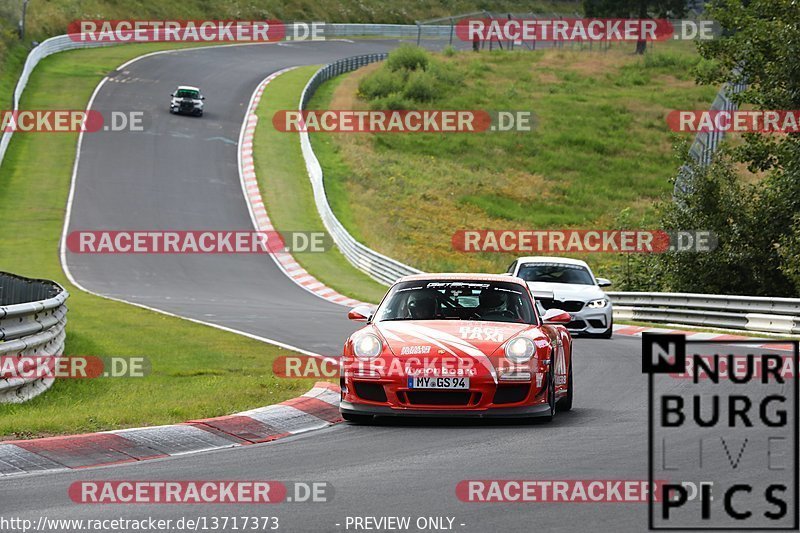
[299,54,423,286]
[0,272,69,403]
[609,292,800,334]
[0,34,118,167]
[675,74,747,195]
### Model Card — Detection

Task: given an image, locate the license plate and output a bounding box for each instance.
[407,376,470,389]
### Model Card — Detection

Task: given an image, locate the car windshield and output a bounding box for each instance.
[375,280,536,324]
[518,262,595,285]
[175,89,199,98]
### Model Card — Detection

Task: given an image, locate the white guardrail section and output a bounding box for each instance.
[608,292,800,334]
[0,34,119,165]
[298,54,423,285]
[0,273,69,403]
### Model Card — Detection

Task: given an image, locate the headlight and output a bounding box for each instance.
[587,298,609,308]
[504,337,535,363]
[353,333,382,359]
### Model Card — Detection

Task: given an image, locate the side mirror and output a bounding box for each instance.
[348,304,374,322]
[596,277,612,287]
[201,95,206,100]
[542,308,571,324]
[170,93,175,97]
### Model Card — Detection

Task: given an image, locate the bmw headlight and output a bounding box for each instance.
[353,333,382,359]
[504,337,535,363]
[587,298,609,308]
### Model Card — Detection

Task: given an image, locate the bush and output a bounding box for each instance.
[623,150,800,297]
[386,44,429,72]
[370,93,412,111]
[358,68,403,100]
[403,69,437,102]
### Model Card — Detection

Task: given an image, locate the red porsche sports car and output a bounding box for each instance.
[340,274,573,422]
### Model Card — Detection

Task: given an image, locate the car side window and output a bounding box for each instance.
[506,260,517,274]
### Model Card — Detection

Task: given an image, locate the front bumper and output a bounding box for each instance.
[565,306,613,335]
[171,104,201,115]
[341,372,551,419]
[341,400,552,419]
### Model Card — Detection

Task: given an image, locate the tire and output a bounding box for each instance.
[341,412,373,424]
[196,110,203,117]
[558,356,573,412]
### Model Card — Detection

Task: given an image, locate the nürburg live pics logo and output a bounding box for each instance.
[643,333,798,530]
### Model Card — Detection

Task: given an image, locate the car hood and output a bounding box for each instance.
[372,320,542,383]
[527,281,605,301]
[374,320,536,357]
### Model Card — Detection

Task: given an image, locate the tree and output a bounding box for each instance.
[642,0,800,297]
[583,0,686,53]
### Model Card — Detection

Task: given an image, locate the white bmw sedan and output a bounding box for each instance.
[506,256,614,338]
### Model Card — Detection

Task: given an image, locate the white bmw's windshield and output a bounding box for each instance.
[518,263,595,285]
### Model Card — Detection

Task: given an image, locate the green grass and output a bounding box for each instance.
[307,41,718,279]
[0,43,319,439]
[251,66,387,304]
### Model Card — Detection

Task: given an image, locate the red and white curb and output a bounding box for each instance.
[613,324,795,351]
[239,68,363,308]
[0,382,341,477]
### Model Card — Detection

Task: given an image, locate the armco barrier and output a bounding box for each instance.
[0,273,69,403]
[299,54,423,285]
[608,292,800,334]
[0,34,118,167]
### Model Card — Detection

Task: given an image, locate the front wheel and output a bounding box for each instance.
[341,412,373,424]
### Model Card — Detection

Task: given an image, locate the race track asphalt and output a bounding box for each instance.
[4,40,794,533]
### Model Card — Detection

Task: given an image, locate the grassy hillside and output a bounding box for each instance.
[0,0,581,107]
[307,42,717,280]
